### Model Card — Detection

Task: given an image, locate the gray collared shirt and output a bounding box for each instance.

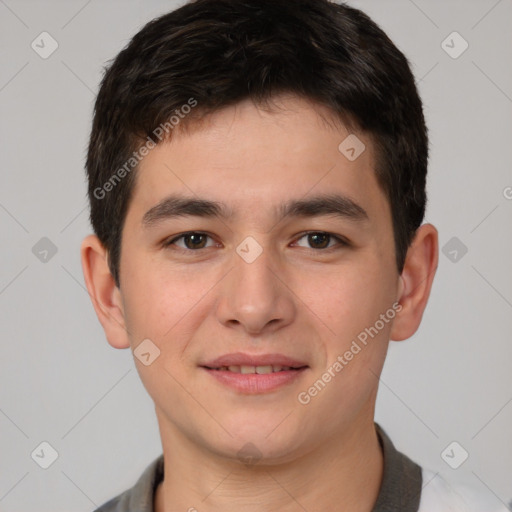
[94,422,423,512]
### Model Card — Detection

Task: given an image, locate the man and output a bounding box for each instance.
[81,0,507,510]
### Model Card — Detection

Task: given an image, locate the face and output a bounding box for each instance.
[116,95,402,461]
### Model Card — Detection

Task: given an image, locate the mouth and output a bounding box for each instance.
[200,353,309,394]
[205,365,306,374]
[201,352,308,369]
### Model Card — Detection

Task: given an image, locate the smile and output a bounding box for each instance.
[208,365,301,374]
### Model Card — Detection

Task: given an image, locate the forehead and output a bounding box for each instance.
[127,95,391,229]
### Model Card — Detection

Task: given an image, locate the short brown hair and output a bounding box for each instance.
[86,0,428,287]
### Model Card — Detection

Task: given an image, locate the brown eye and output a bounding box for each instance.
[307,233,330,249]
[165,232,215,250]
[294,232,348,250]
[182,233,208,249]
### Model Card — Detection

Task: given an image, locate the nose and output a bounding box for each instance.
[215,243,296,336]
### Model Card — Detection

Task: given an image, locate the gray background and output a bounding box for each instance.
[0,0,511,510]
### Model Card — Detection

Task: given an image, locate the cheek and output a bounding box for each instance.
[121,261,220,347]
[297,257,395,341]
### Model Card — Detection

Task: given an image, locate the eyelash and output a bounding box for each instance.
[163,231,349,253]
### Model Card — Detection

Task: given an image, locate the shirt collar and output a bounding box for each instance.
[372,423,423,511]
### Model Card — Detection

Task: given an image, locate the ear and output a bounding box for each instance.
[80,234,130,349]
[390,223,438,342]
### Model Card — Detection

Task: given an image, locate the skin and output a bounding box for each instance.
[82,94,438,511]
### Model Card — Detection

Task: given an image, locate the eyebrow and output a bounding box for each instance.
[142,193,369,227]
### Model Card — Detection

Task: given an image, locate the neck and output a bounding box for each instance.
[154,417,383,512]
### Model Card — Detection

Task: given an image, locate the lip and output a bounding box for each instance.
[202,367,308,394]
[200,352,309,394]
[201,352,308,369]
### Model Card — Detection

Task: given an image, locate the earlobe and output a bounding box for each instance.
[390,224,439,342]
[80,234,130,349]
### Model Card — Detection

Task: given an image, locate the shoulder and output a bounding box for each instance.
[93,455,164,512]
[418,468,509,512]
[93,490,132,512]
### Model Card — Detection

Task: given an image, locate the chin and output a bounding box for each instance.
[204,417,307,465]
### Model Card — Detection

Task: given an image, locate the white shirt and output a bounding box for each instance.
[418,468,510,512]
